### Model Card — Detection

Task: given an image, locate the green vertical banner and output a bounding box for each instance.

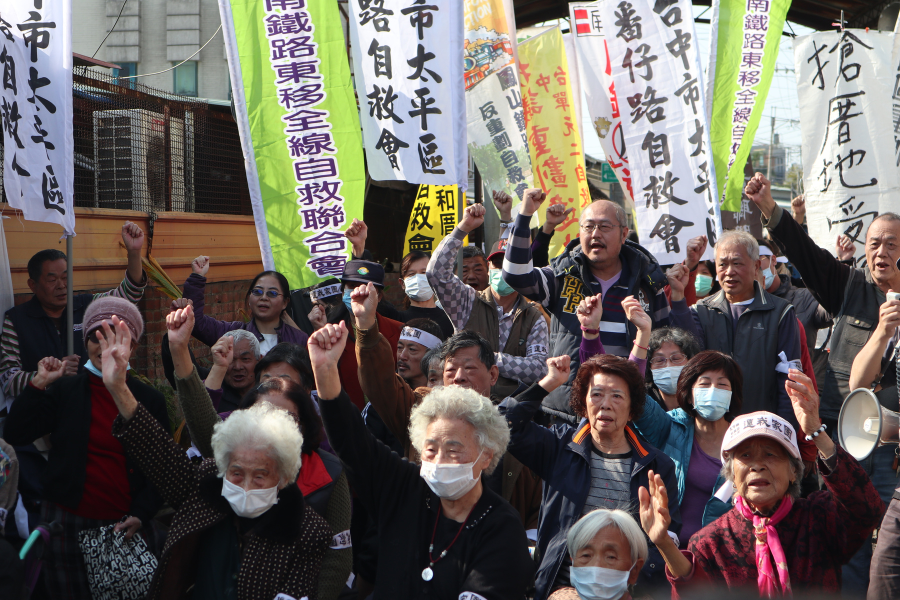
[706,0,789,211]
[218,0,365,289]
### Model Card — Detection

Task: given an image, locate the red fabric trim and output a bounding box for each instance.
[296,451,332,496]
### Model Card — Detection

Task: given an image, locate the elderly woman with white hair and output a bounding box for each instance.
[559,509,648,600]
[639,368,884,598]
[309,321,535,600]
[99,315,332,600]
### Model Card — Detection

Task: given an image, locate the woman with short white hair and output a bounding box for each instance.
[563,509,648,600]
[310,321,535,600]
[101,313,332,600]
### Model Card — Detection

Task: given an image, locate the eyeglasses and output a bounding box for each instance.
[250,288,283,298]
[580,222,622,235]
[649,353,687,368]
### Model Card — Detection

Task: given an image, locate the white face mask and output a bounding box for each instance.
[419,451,483,501]
[221,477,279,519]
[404,273,434,302]
[570,564,634,600]
[651,365,684,395]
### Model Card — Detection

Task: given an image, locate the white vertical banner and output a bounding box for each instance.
[1,0,75,236]
[795,30,900,267]
[569,2,633,202]
[349,0,467,189]
[598,0,719,262]
[561,33,585,144]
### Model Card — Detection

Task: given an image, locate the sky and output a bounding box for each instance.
[546,6,814,168]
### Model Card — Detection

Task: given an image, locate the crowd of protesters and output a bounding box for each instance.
[1,174,900,600]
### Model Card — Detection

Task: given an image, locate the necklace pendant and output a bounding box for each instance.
[422,567,434,581]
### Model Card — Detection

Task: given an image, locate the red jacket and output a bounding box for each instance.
[339,313,403,410]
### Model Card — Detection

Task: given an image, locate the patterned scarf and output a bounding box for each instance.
[734,495,794,597]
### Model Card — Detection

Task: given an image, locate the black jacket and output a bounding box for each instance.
[5,294,92,373]
[4,372,169,524]
[321,388,535,600]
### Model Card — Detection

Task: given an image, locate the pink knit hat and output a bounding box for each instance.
[82,296,144,343]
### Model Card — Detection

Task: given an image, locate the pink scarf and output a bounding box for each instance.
[734,495,794,597]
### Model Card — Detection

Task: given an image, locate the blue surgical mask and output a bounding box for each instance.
[693,386,732,421]
[694,274,713,296]
[570,564,634,600]
[489,270,515,297]
[342,289,353,313]
[84,359,131,378]
[652,365,684,395]
[764,264,776,289]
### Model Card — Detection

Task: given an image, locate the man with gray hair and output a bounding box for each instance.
[203,329,261,412]
[501,188,672,424]
[667,229,801,423]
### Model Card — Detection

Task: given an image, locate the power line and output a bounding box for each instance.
[115,25,222,79]
[92,0,128,59]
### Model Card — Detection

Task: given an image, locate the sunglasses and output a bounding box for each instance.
[250,288,283,299]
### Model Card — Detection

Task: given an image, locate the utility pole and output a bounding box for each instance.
[766,111,775,183]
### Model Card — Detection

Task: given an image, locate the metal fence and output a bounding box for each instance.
[2,68,251,216]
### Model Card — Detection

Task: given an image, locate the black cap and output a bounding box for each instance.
[341,259,385,288]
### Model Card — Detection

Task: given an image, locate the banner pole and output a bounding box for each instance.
[66,235,73,356]
[456,186,464,279]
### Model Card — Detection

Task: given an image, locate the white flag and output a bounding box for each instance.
[1,0,75,235]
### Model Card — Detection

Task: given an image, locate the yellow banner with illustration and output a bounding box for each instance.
[403,185,465,257]
[518,27,590,257]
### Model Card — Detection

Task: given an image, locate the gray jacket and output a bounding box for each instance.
[771,274,833,351]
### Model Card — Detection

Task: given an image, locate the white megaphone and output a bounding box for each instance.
[838,388,900,461]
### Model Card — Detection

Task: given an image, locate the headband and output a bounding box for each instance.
[310,284,341,301]
[400,326,443,350]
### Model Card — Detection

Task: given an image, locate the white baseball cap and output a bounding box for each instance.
[721,411,801,462]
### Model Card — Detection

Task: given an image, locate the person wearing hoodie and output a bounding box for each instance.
[501,188,671,424]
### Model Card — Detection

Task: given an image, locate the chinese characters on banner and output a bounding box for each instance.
[464,0,533,202]
[1,0,75,235]
[568,2,634,203]
[349,0,467,188]
[218,0,365,289]
[706,0,789,211]
[598,0,720,262]
[403,185,463,255]
[795,30,900,267]
[518,28,591,257]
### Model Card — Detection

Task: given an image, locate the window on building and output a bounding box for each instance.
[173,61,198,97]
[112,62,137,89]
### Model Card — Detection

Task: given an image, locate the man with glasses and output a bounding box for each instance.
[501,189,671,424]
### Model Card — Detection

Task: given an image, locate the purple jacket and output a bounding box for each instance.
[182,274,308,349]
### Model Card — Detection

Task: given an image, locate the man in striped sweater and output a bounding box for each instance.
[0,221,148,405]
[501,189,670,423]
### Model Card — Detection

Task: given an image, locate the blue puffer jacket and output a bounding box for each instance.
[632,397,731,530]
[500,385,680,600]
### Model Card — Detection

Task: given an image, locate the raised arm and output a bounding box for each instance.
[495,312,549,385]
[849,296,900,390]
[352,282,417,450]
[2,356,67,445]
[425,206,480,330]
[167,305,225,458]
[310,322,418,516]
[345,218,368,259]
[746,173,852,314]
[665,264,706,348]
[501,188,560,307]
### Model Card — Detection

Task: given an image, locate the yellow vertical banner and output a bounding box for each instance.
[403,185,465,256]
[518,27,590,257]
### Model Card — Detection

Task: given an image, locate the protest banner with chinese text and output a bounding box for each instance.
[569,2,634,203]
[403,185,463,256]
[598,0,720,263]
[465,0,533,202]
[1,0,75,235]
[706,0,789,211]
[518,28,590,257]
[219,0,365,289]
[350,0,467,188]
[795,30,899,267]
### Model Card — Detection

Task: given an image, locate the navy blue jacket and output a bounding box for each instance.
[500,384,680,600]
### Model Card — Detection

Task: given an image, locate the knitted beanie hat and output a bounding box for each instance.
[82,296,144,343]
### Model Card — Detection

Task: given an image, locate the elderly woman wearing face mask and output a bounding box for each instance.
[632,351,742,546]
[559,509,648,600]
[644,328,700,411]
[309,321,535,600]
[639,368,885,597]
[102,314,332,600]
